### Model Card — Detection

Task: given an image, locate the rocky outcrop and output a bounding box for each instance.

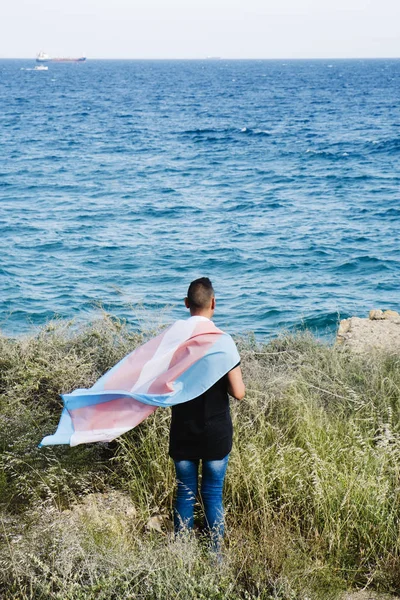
[336,310,400,353]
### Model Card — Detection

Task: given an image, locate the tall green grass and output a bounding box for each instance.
[1,316,400,599]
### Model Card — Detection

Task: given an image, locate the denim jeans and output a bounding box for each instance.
[173,454,229,544]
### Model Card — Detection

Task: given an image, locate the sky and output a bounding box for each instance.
[2,0,400,59]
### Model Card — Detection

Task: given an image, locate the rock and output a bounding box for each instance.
[368,309,400,322]
[383,309,400,321]
[146,514,167,533]
[336,311,400,353]
[337,319,351,340]
[369,309,384,320]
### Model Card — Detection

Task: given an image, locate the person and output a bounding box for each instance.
[169,277,245,550]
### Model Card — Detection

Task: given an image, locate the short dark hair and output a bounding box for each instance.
[187,277,215,309]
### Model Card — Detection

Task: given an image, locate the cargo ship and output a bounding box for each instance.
[36,52,86,63]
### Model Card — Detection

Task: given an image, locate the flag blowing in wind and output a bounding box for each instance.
[39,316,240,447]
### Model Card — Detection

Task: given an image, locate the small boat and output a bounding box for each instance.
[34,65,48,71]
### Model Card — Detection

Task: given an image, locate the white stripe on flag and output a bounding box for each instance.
[131,318,199,393]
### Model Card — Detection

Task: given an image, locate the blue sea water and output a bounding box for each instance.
[1,58,399,338]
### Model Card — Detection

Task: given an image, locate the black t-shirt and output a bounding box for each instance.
[169,363,239,461]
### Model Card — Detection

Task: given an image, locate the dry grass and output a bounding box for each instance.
[1,316,400,598]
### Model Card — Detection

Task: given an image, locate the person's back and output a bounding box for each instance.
[169,371,233,461]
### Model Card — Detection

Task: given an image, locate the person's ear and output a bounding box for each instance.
[211,297,216,310]
[184,297,190,309]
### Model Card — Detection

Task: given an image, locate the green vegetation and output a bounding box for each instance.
[1,315,400,599]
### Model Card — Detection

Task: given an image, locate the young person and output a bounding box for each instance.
[169,277,245,548]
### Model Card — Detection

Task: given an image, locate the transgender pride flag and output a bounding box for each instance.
[39,316,240,447]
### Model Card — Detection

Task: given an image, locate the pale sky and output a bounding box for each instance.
[2,0,400,59]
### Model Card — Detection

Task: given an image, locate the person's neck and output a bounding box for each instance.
[190,310,213,320]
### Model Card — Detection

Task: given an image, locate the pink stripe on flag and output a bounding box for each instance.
[70,397,157,432]
[148,323,222,394]
[103,327,170,391]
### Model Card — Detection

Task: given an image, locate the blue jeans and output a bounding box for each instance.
[173,454,229,544]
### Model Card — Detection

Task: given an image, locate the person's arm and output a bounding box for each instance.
[227,365,245,400]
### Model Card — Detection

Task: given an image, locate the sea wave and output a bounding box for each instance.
[336,256,393,273]
[367,137,400,154]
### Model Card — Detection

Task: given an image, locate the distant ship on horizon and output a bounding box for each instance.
[36,52,86,63]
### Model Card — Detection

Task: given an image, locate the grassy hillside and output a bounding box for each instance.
[1,315,400,599]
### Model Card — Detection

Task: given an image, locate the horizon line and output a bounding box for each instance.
[2,55,400,61]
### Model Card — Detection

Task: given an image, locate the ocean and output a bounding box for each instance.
[1,58,399,338]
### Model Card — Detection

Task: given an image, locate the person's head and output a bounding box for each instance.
[185,277,215,317]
